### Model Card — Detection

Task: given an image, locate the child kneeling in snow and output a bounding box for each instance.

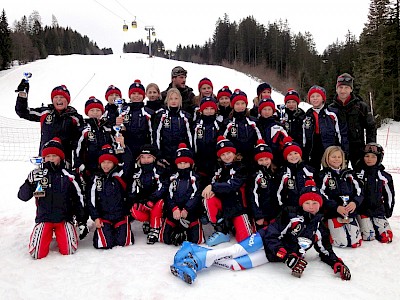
[18,138,88,259]
[170,180,351,284]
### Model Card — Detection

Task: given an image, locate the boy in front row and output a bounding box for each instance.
[18,138,88,259]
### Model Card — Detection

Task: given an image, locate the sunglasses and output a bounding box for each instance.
[337,76,353,83]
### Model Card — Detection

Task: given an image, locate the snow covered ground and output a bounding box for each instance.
[0,54,399,300]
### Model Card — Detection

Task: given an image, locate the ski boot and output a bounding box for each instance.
[174,241,210,263]
[147,228,160,245]
[170,261,197,284]
[206,231,230,247]
[142,221,150,235]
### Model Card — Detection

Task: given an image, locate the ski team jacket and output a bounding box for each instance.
[318,167,363,219]
[18,161,86,224]
[161,83,196,117]
[153,107,193,163]
[222,111,262,164]
[247,166,279,222]
[121,102,154,159]
[355,163,395,218]
[330,93,377,145]
[283,108,306,146]
[165,168,202,220]
[276,162,315,209]
[75,117,113,173]
[259,209,341,267]
[193,115,222,179]
[129,163,168,206]
[15,98,83,164]
[302,106,349,162]
[211,160,248,218]
[87,149,133,222]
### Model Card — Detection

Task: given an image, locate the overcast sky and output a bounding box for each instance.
[2,0,371,54]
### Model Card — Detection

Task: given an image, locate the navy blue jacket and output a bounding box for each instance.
[283,108,306,146]
[75,117,114,173]
[211,160,248,218]
[276,162,315,209]
[129,163,168,206]
[18,161,86,224]
[222,111,262,165]
[319,167,363,219]
[303,105,349,162]
[260,209,340,267]
[247,166,279,222]
[355,163,395,218]
[193,115,222,179]
[153,107,193,164]
[122,102,154,160]
[87,149,133,222]
[15,97,83,165]
[165,168,202,220]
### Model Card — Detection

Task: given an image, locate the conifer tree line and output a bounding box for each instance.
[0,9,111,69]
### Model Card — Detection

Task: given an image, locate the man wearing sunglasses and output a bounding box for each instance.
[329,73,376,167]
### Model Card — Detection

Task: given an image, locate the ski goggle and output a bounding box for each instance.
[364,144,380,154]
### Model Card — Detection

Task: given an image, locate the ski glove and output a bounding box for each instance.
[333,261,351,280]
[28,169,43,184]
[78,223,89,240]
[286,253,308,275]
[17,79,29,93]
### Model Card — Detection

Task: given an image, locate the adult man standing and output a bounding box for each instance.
[161,66,196,116]
[329,73,376,167]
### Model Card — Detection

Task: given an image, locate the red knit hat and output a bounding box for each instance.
[98,144,119,165]
[284,89,300,104]
[198,77,213,91]
[84,96,105,116]
[258,98,276,113]
[199,96,218,112]
[129,79,145,98]
[299,180,323,206]
[175,143,194,165]
[307,85,326,102]
[254,139,273,161]
[217,86,232,100]
[51,85,70,104]
[282,136,303,160]
[216,136,236,157]
[42,137,65,160]
[105,85,122,100]
[230,89,248,108]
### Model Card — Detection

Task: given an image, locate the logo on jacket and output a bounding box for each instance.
[96,179,103,191]
[88,132,95,141]
[163,118,171,128]
[304,117,312,129]
[123,114,130,123]
[40,177,49,189]
[230,126,237,137]
[291,222,302,236]
[260,177,268,188]
[287,179,295,189]
[196,127,204,139]
[328,178,336,190]
[284,122,290,131]
[45,115,53,125]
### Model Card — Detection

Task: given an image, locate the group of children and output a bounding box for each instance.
[14,72,395,284]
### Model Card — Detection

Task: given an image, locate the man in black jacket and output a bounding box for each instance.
[161,66,196,117]
[329,73,376,167]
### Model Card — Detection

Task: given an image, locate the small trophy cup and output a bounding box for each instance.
[15,72,32,96]
[277,104,287,123]
[115,98,126,130]
[29,156,45,198]
[340,195,350,223]
[113,125,125,154]
[292,237,312,278]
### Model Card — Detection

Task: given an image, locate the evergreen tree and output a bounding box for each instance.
[0,9,12,70]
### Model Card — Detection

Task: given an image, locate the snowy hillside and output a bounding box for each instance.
[0,54,399,300]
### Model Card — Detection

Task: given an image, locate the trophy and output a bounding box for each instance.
[115,98,126,130]
[29,156,45,198]
[340,195,350,223]
[292,237,312,278]
[15,72,32,96]
[277,104,287,124]
[113,125,125,154]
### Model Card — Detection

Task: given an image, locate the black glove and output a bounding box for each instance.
[28,169,43,184]
[16,79,29,93]
[78,223,89,240]
[333,261,351,280]
[286,253,308,276]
